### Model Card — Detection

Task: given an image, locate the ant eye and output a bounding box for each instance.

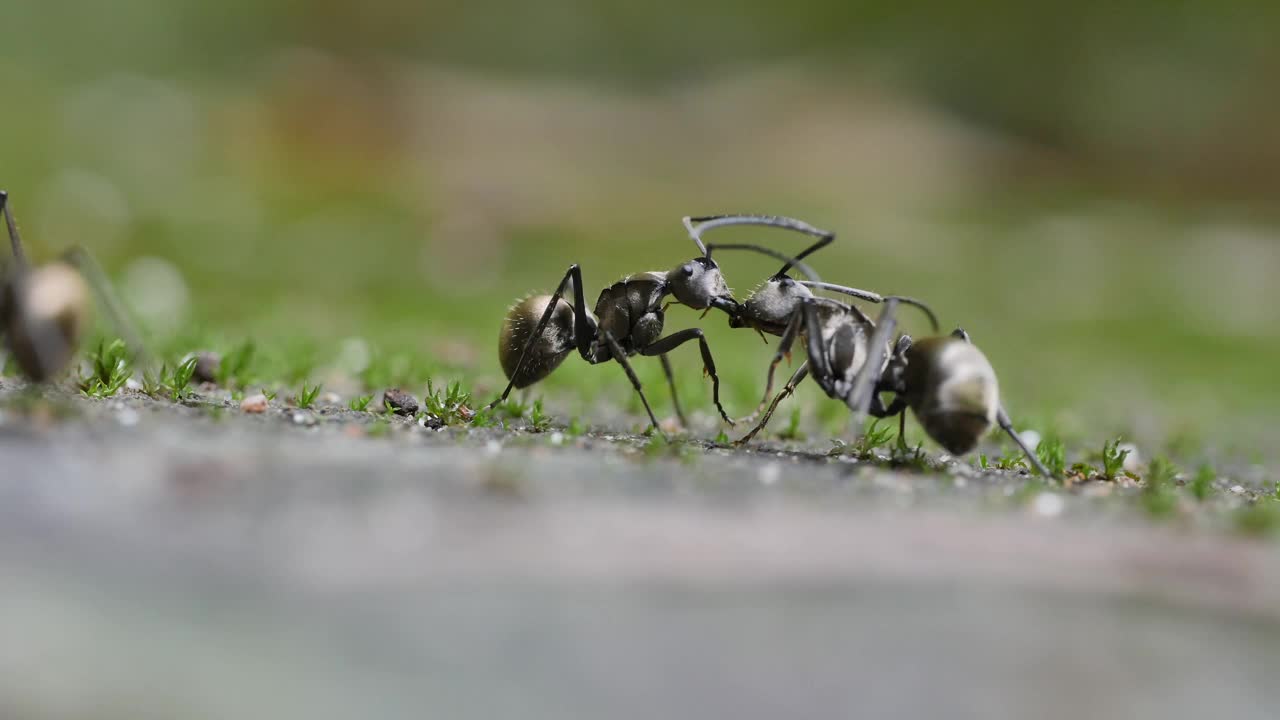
[682,264,695,277]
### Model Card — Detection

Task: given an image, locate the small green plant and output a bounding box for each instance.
[994,452,1028,472]
[426,379,475,425]
[168,356,199,400]
[1141,456,1179,519]
[1070,462,1096,478]
[471,407,501,429]
[262,387,279,402]
[528,399,551,432]
[830,418,895,458]
[81,338,131,398]
[977,453,990,470]
[1190,463,1216,502]
[349,394,373,412]
[776,406,804,441]
[497,397,529,419]
[642,434,696,464]
[713,429,730,445]
[216,340,256,387]
[1234,501,1280,538]
[297,383,321,409]
[1036,435,1067,478]
[1100,437,1130,481]
[566,417,587,436]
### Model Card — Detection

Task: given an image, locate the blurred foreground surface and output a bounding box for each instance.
[2,391,1278,720]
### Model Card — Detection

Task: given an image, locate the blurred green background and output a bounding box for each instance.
[2,1,1278,453]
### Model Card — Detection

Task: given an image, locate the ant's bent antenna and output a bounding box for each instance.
[703,243,823,283]
[682,215,834,276]
[795,281,940,332]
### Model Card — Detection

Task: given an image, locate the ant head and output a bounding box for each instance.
[732,276,813,334]
[904,336,999,455]
[667,256,733,311]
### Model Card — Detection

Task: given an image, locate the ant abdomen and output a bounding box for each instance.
[903,337,1000,455]
[498,294,575,388]
[2,262,89,382]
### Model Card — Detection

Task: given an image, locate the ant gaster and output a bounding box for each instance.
[1,190,141,382]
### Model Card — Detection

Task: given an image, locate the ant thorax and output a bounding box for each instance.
[733,276,813,334]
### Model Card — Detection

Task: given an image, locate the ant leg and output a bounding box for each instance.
[485,264,592,411]
[657,353,689,428]
[734,362,809,446]
[845,298,900,437]
[952,326,1051,477]
[61,246,150,368]
[599,330,663,437]
[800,298,833,382]
[639,327,734,426]
[997,407,1051,477]
[0,190,28,268]
[739,310,804,424]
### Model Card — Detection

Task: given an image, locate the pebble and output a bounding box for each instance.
[484,440,502,456]
[758,463,781,486]
[125,377,143,391]
[1032,492,1065,518]
[116,408,140,427]
[292,411,316,426]
[192,352,221,384]
[240,393,268,413]
[382,388,419,416]
[321,392,341,405]
[549,431,565,446]
[1018,430,1041,452]
[418,414,444,430]
[1118,443,1143,474]
[1230,484,1246,495]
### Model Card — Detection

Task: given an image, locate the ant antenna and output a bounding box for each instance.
[703,243,823,282]
[1,190,28,268]
[682,215,834,274]
[795,282,940,332]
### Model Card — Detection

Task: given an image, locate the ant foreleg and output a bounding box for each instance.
[733,362,809,446]
[599,330,664,437]
[657,353,688,428]
[639,327,733,426]
[738,310,804,424]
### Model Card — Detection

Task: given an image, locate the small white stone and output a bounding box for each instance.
[125,377,143,391]
[758,463,781,486]
[1230,484,1246,495]
[953,476,967,489]
[292,411,315,426]
[485,440,502,456]
[1018,430,1041,452]
[1118,443,1143,474]
[321,392,341,405]
[549,431,565,446]
[116,408,140,427]
[1032,492,1065,517]
[240,393,268,413]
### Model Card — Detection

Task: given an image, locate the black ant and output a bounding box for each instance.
[735,293,1049,476]
[1,190,142,383]
[485,221,771,436]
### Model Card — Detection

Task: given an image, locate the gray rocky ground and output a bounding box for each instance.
[2,384,1278,719]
